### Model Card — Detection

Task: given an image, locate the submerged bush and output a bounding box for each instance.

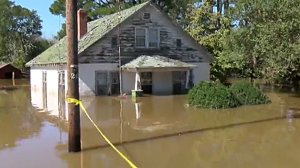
[188,81,240,109]
[229,81,271,105]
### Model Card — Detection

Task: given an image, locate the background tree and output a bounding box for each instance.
[50,0,146,39]
[50,0,193,38]
[219,0,300,86]
[0,0,50,68]
[186,0,233,83]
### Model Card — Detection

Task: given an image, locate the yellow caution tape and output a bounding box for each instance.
[66,98,138,168]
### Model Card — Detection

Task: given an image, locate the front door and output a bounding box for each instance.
[95,71,120,96]
[172,71,187,94]
[141,72,152,94]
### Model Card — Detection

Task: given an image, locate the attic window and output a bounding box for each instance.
[111,37,118,47]
[176,39,182,48]
[143,13,151,19]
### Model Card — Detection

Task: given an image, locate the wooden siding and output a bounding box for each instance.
[79,4,209,65]
[0,64,22,79]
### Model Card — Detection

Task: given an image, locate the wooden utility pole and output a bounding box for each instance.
[66,0,81,152]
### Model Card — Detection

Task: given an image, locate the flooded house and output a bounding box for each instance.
[0,63,22,79]
[25,1,211,118]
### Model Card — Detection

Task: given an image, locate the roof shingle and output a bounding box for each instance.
[121,55,196,70]
[26,1,150,66]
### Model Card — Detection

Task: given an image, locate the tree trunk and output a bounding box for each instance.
[217,0,222,14]
[224,0,229,15]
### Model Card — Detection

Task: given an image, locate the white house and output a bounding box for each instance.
[26,1,211,117]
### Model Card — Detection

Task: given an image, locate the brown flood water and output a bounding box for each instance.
[0,79,300,168]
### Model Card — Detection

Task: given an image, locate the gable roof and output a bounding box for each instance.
[26,1,211,67]
[26,1,150,67]
[0,64,9,69]
[121,55,196,71]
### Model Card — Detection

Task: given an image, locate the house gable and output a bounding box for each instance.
[26,1,211,67]
[79,3,211,64]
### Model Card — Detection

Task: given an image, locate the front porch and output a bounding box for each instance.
[121,55,196,96]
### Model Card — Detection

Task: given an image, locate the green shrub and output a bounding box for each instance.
[188,81,240,109]
[229,81,271,105]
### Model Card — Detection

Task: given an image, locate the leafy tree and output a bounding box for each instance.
[186,1,232,83]
[50,0,147,39]
[0,0,47,68]
[50,0,193,38]
[220,0,300,86]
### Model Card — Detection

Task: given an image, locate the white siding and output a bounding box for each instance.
[192,63,210,85]
[30,69,43,109]
[79,63,119,96]
[30,66,67,119]
[122,71,135,94]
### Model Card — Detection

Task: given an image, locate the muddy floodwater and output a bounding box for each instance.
[0,79,300,168]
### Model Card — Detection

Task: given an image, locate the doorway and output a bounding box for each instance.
[172,71,187,94]
[95,71,120,96]
[141,72,152,94]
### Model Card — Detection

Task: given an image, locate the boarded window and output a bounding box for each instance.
[176,39,182,48]
[111,37,118,47]
[135,28,146,47]
[143,13,151,19]
[148,29,159,48]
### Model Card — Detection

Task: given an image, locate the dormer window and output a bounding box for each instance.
[143,13,151,19]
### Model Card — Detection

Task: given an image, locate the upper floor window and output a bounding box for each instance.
[135,28,159,48]
[143,13,151,19]
[148,29,159,48]
[135,28,146,47]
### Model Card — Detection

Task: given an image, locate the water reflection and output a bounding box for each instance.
[0,86,43,149]
[1,79,300,168]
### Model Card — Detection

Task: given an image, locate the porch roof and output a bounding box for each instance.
[121,55,196,72]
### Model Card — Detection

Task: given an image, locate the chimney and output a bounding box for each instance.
[77,9,87,40]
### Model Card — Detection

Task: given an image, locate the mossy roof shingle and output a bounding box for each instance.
[26,1,150,66]
[121,55,196,70]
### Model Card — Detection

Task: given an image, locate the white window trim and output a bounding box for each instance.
[135,27,160,48]
[135,27,146,48]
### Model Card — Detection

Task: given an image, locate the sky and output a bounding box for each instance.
[13,0,63,39]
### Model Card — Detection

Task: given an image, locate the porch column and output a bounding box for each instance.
[135,71,141,90]
[186,70,190,89]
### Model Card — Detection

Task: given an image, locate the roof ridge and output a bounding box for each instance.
[26,1,150,66]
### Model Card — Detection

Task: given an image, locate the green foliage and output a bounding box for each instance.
[229,81,271,105]
[51,0,192,38]
[50,0,147,38]
[185,0,300,87]
[188,81,240,109]
[188,81,271,109]
[0,0,48,68]
[219,0,300,86]
[185,1,233,83]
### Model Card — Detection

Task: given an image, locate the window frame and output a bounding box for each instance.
[135,27,160,48]
[143,13,151,20]
[135,28,147,48]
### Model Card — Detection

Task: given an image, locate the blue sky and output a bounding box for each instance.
[13,0,63,39]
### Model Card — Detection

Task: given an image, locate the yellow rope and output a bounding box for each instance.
[66,98,138,168]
